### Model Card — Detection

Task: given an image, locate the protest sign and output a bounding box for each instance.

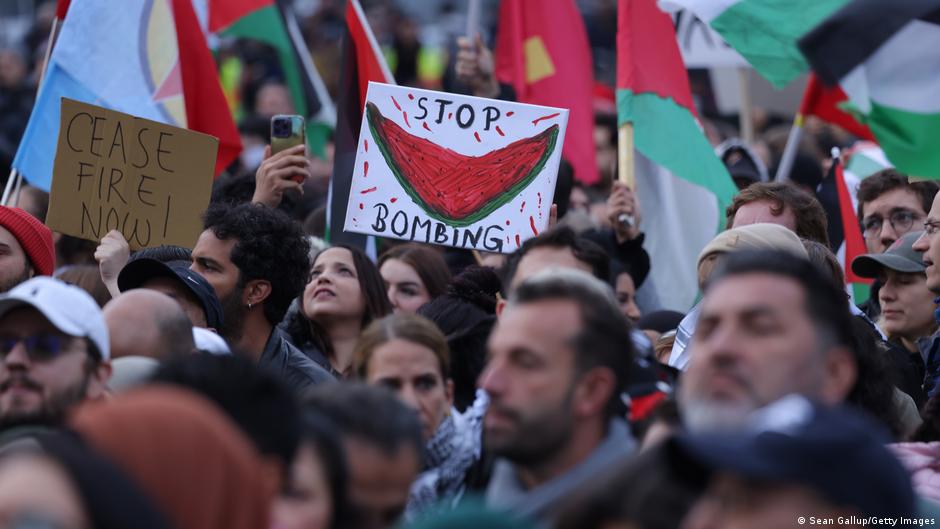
[47,98,218,250]
[344,82,568,253]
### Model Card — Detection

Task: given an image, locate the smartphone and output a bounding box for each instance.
[271,114,305,154]
[271,114,306,183]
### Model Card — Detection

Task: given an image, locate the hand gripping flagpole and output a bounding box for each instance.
[4,16,61,206]
[617,122,636,228]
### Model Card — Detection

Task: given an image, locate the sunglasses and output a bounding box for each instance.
[0,334,75,363]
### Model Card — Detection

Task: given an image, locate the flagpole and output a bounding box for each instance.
[775,114,804,182]
[10,175,23,208]
[281,7,337,126]
[4,16,62,206]
[36,17,60,88]
[617,122,636,227]
[0,170,17,206]
[466,0,481,37]
[737,68,754,144]
[618,123,636,188]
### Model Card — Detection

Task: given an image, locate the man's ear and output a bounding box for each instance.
[244,279,273,308]
[572,367,617,419]
[820,346,858,404]
[87,361,113,400]
[495,298,506,318]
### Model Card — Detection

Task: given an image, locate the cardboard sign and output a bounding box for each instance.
[47,98,217,250]
[344,82,568,253]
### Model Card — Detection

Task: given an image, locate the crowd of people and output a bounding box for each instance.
[0,1,939,529]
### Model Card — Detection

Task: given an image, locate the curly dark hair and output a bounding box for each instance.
[856,168,939,221]
[725,181,830,246]
[418,266,501,411]
[203,202,311,326]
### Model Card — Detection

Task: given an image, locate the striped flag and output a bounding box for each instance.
[817,145,891,303]
[326,0,393,256]
[618,0,737,311]
[800,73,874,141]
[206,1,336,158]
[661,0,848,88]
[800,0,940,178]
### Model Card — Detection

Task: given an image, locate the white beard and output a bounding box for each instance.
[678,385,761,433]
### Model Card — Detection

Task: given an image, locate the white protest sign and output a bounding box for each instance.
[673,10,747,68]
[344,82,568,253]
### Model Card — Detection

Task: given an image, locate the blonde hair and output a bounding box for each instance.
[353,313,450,380]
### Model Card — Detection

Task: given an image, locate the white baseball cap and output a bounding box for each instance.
[192,327,230,355]
[0,277,110,360]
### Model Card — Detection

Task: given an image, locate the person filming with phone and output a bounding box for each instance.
[253,114,311,209]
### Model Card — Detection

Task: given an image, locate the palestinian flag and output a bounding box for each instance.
[817,153,873,303]
[618,0,737,311]
[800,0,940,179]
[495,0,599,184]
[209,0,336,158]
[800,73,874,141]
[326,0,394,254]
[661,0,848,88]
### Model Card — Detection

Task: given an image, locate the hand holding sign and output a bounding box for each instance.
[94,229,129,298]
[47,99,217,250]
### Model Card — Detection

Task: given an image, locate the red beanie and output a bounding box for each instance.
[0,207,55,276]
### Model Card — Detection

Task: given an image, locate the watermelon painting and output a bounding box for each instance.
[345,82,568,253]
[366,102,559,226]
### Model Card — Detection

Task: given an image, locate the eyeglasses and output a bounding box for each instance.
[0,334,73,362]
[861,210,919,238]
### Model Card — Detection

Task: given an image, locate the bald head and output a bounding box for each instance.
[103,290,195,361]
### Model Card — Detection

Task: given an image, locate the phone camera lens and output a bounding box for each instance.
[273,119,289,137]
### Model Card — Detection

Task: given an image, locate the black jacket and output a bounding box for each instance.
[259,327,334,393]
[583,229,651,287]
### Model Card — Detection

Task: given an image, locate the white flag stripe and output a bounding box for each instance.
[841,20,940,115]
[659,0,740,22]
[635,151,720,311]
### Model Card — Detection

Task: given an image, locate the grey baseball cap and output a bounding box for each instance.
[852,230,926,278]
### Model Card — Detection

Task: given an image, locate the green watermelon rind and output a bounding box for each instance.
[366,103,559,227]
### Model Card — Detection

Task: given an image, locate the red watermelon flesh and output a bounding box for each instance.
[366,102,559,226]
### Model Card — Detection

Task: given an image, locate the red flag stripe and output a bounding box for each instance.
[616,0,696,116]
[55,0,70,19]
[799,74,875,141]
[208,0,272,33]
[835,158,872,284]
[346,0,394,105]
[172,0,243,176]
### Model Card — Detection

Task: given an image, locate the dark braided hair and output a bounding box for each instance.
[418,266,500,411]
